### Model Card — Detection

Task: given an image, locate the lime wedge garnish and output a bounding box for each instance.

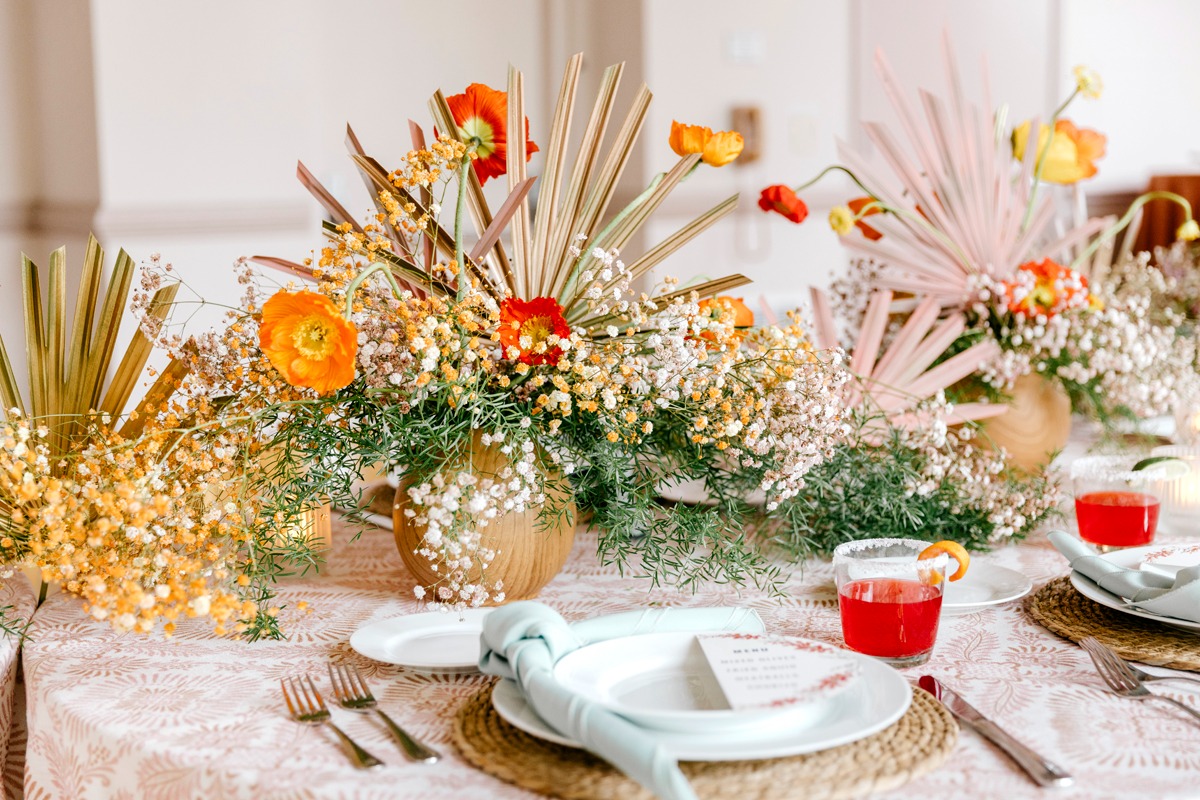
[1132,456,1190,479]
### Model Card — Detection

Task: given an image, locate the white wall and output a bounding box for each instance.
[1059,0,1200,190]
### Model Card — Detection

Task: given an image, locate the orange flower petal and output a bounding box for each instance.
[669,120,712,157]
[702,131,744,167]
[259,290,357,393]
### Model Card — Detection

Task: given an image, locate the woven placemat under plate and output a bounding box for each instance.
[1027,576,1200,671]
[452,682,957,800]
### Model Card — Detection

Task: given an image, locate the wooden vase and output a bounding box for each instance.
[392,434,576,604]
[981,373,1072,471]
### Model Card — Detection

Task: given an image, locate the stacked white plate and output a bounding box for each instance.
[1069,542,1200,632]
[491,631,912,761]
[350,609,493,673]
[941,563,1033,615]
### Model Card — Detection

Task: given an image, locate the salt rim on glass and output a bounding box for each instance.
[1069,454,1184,484]
[833,538,950,581]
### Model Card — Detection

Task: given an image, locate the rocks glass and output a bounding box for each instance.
[834,539,950,668]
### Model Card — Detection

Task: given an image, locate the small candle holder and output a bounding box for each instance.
[1151,445,1200,530]
[1175,406,1200,445]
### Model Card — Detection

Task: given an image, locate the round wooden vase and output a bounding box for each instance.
[392,435,576,604]
[981,373,1072,471]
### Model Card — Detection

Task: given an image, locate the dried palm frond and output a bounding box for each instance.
[811,287,1003,425]
[0,235,182,462]
[254,54,745,319]
[836,34,1108,305]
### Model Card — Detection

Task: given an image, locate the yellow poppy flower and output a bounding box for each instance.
[1012,119,1107,184]
[829,205,855,235]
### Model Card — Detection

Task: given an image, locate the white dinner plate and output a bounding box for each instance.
[941,563,1033,615]
[1069,545,1200,633]
[551,632,859,733]
[349,609,492,672]
[492,648,911,761]
[1140,542,1200,579]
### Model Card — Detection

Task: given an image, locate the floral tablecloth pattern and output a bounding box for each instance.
[0,575,36,800]
[18,519,1200,799]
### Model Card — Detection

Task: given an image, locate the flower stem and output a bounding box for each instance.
[342,262,406,318]
[1069,190,1193,270]
[454,153,472,301]
[791,165,875,197]
[1020,88,1080,233]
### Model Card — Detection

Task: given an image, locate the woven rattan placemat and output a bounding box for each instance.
[1027,576,1200,671]
[452,681,957,800]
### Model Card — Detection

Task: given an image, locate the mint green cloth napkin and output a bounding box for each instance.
[1049,530,1200,621]
[479,602,765,800]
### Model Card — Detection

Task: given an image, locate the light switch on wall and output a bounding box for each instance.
[725,29,766,65]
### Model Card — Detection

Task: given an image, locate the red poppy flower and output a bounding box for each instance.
[757,185,808,224]
[499,296,570,365]
[847,196,883,241]
[445,83,539,185]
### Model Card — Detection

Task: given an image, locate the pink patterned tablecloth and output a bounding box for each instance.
[0,574,37,800]
[18,518,1200,800]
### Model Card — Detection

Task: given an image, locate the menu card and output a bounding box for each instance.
[696,633,856,711]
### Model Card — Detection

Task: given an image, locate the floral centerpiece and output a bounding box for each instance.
[0,55,1064,639]
[127,56,857,618]
[758,40,1200,465]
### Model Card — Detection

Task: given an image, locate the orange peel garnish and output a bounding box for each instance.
[918,540,970,582]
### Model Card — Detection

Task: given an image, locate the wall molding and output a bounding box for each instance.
[0,199,96,236]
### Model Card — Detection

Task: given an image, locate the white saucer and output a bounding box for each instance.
[1069,545,1200,633]
[941,564,1033,615]
[349,609,492,672]
[491,648,911,761]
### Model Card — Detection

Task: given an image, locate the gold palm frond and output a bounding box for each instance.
[254,54,748,319]
[0,235,181,459]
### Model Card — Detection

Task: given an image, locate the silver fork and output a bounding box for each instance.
[1081,638,1200,726]
[329,663,441,763]
[280,675,384,769]
[1080,637,1200,688]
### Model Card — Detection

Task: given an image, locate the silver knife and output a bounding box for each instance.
[919,675,1073,788]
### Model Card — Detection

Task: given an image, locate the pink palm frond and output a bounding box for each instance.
[838,34,1106,306]
[811,287,1003,426]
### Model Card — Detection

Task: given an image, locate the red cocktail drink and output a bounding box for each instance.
[838,578,943,659]
[833,538,951,667]
[1075,491,1160,547]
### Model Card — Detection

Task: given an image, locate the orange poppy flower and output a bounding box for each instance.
[698,296,754,344]
[1003,259,1090,317]
[259,290,358,393]
[758,185,808,224]
[669,120,744,167]
[499,296,570,365]
[1012,119,1106,184]
[847,196,883,240]
[446,83,539,185]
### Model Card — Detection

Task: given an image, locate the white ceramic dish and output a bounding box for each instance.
[941,563,1033,615]
[492,647,911,761]
[349,609,492,672]
[551,632,859,733]
[1069,545,1200,633]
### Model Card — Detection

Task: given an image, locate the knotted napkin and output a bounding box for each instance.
[479,602,766,800]
[1049,530,1200,621]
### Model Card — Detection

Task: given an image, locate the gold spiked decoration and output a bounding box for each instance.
[0,235,182,463]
